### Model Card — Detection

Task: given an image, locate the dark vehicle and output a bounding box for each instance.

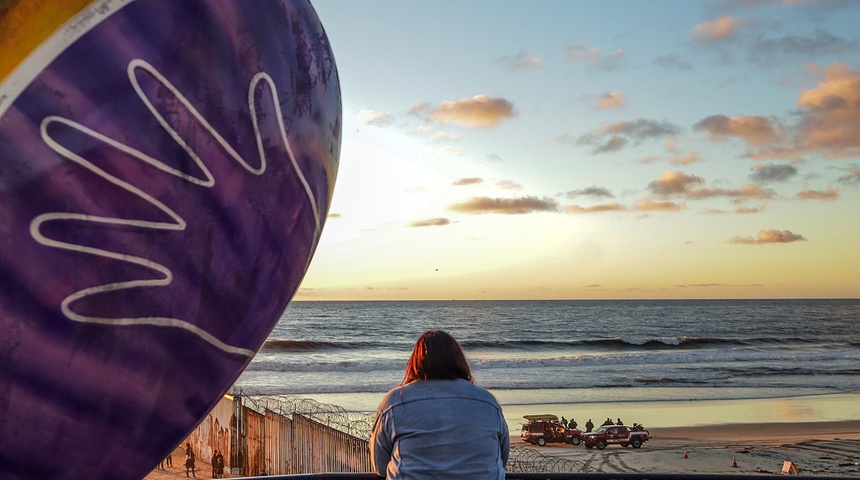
[582,424,650,449]
[520,414,583,446]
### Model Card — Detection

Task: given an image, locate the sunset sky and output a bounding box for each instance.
[296,0,860,301]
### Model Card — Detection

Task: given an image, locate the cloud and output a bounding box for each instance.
[796,187,838,200]
[554,132,575,144]
[358,110,395,126]
[796,63,860,157]
[579,118,681,153]
[567,43,600,63]
[593,91,626,110]
[602,119,681,137]
[635,199,685,211]
[727,236,756,245]
[648,170,774,203]
[567,44,626,71]
[749,30,857,66]
[452,177,483,186]
[427,131,461,143]
[409,125,434,135]
[429,95,516,128]
[729,229,806,244]
[750,163,798,183]
[665,137,678,152]
[694,17,740,41]
[566,202,625,213]
[653,54,695,71]
[686,183,775,202]
[675,282,765,288]
[669,151,702,165]
[729,0,841,7]
[448,196,559,214]
[837,168,860,185]
[496,51,540,71]
[496,180,523,190]
[648,170,705,196]
[735,206,763,214]
[566,186,614,198]
[692,63,860,160]
[408,218,451,227]
[591,136,627,153]
[693,114,781,146]
[408,102,432,116]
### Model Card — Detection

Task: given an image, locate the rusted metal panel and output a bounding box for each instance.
[293,413,370,473]
[245,407,266,476]
[184,394,235,473]
[264,409,293,475]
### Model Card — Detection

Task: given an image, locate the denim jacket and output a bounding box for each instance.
[370,379,509,479]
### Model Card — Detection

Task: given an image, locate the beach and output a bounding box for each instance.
[504,393,860,476]
[144,420,860,478]
[144,393,860,478]
[511,420,860,477]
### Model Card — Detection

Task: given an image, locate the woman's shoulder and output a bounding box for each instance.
[376,384,406,406]
[406,378,499,402]
[454,379,500,402]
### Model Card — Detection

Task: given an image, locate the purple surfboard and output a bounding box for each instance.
[0,1,340,478]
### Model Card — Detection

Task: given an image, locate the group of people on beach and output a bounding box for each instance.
[559,416,625,432]
[210,449,226,478]
[156,442,225,478]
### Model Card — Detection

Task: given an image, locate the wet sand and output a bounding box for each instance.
[513,420,860,476]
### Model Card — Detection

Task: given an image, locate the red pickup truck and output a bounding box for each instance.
[520,414,583,446]
[582,425,649,449]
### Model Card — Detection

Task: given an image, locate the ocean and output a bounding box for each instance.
[234,299,860,421]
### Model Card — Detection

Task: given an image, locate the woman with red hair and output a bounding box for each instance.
[370,330,509,479]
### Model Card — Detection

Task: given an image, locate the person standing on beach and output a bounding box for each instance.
[585,419,593,432]
[370,330,509,480]
[214,450,224,478]
[185,442,196,477]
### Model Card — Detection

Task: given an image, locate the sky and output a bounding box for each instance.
[295,0,860,301]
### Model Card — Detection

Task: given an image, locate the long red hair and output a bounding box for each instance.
[402,330,473,384]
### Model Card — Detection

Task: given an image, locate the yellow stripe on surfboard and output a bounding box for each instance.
[0,0,94,83]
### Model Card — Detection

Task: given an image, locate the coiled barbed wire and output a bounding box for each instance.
[507,446,594,473]
[229,388,375,439]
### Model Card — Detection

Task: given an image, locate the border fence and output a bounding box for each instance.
[183,390,590,477]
